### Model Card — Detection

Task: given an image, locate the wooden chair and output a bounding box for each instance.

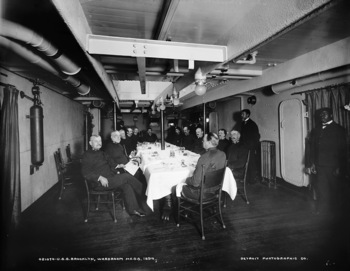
[54,151,73,200]
[176,163,227,240]
[58,146,82,178]
[57,147,70,166]
[83,179,125,223]
[56,147,76,178]
[236,150,250,204]
[224,150,251,206]
[65,144,81,163]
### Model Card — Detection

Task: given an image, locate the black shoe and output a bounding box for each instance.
[132,210,146,217]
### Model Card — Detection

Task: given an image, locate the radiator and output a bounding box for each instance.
[261,140,276,188]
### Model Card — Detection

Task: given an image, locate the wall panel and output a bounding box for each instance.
[0,69,85,211]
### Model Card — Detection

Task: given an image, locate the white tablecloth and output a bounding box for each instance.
[175,168,237,199]
[137,143,237,211]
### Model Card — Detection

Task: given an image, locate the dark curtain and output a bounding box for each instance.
[0,85,21,234]
[305,84,350,135]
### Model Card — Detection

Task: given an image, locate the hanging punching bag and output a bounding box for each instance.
[30,86,44,167]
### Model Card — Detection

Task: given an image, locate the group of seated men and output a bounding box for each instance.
[81,125,249,218]
[118,126,158,156]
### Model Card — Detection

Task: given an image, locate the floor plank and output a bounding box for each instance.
[4,178,350,271]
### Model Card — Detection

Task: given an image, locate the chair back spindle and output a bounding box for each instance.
[177,161,227,240]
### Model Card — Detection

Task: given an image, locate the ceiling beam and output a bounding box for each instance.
[209,68,262,77]
[73,97,105,101]
[114,81,172,101]
[181,37,350,109]
[86,35,227,62]
[153,0,180,40]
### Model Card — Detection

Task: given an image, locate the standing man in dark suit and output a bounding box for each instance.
[240,109,260,184]
[307,108,347,265]
[307,108,347,215]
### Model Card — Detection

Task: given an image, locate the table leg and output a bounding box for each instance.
[161,195,172,221]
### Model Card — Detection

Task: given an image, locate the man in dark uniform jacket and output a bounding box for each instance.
[124,127,137,155]
[105,130,147,193]
[181,132,226,200]
[133,127,143,143]
[181,126,195,151]
[143,127,158,143]
[192,127,206,155]
[172,127,183,147]
[104,131,129,165]
[240,109,261,183]
[307,108,347,214]
[218,128,230,153]
[81,135,145,217]
[226,130,249,180]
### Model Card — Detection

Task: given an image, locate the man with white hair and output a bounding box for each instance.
[226,130,249,180]
[105,131,129,165]
[81,135,146,217]
[105,130,146,192]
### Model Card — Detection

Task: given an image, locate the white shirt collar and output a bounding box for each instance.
[322,120,333,125]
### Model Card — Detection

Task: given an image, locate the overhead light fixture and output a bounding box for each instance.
[194,67,207,96]
[195,80,207,96]
[154,87,183,111]
[159,104,166,111]
[156,97,166,111]
[172,87,181,105]
[173,98,180,106]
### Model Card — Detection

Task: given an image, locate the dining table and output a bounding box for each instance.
[136,142,237,216]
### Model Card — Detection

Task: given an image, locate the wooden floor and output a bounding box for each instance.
[4,176,350,271]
